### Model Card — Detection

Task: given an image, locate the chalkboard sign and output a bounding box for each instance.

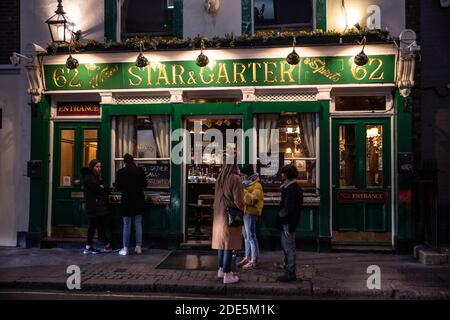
[139,163,170,188]
[258,153,284,188]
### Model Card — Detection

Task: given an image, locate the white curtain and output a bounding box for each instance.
[299,113,316,157]
[115,116,135,158]
[151,115,170,158]
[258,113,279,153]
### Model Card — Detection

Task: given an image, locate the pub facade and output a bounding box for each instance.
[23,0,416,252]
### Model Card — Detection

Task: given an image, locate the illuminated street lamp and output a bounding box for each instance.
[45,0,77,44]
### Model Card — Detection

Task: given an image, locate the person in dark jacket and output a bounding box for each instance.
[276,164,303,282]
[81,159,113,254]
[115,154,148,256]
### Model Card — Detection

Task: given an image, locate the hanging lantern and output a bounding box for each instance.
[65,46,79,70]
[135,42,149,68]
[196,39,209,67]
[286,37,300,65]
[45,0,75,44]
[354,36,368,66]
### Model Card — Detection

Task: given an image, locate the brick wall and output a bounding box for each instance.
[0,0,20,65]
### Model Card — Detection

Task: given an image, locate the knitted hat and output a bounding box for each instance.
[240,164,255,176]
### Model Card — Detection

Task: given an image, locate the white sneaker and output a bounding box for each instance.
[217,267,224,278]
[223,272,239,284]
[135,246,142,255]
[119,248,128,256]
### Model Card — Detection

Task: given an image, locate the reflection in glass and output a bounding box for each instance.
[60,130,75,187]
[366,125,383,187]
[339,125,356,187]
[83,129,98,167]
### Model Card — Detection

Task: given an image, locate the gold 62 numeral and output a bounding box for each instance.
[351,58,384,81]
[52,67,82,88]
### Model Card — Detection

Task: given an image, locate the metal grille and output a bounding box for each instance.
[255,92,317,102]
[113,95,170,104]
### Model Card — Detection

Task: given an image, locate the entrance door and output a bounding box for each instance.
[52,123,99,236]
[332,118,392,244]
[183,116,243,244]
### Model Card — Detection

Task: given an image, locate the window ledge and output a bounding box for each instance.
[0,65,20,75]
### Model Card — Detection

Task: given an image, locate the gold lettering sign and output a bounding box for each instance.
[337,190,388,203]
[56,102,101,116]
[304,58,341,82]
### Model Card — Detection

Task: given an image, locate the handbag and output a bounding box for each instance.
[223,194,244,227]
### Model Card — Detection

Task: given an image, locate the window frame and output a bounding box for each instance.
[253,0,315,31]
[111,114,172,189]
[254,112,320,193]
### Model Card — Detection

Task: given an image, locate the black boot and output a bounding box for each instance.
[276,272,297,282]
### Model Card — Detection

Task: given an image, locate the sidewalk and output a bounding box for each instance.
[0,247,449,299]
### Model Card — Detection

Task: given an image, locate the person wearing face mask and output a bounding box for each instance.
[81,159,113,254]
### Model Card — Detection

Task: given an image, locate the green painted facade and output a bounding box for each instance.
[28,90,415,250]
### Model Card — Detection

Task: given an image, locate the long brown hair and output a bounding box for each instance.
[215,164,239,200]
[88,159,102,180]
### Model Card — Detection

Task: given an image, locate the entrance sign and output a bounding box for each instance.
[44,55,395,91]
[56,102,100,116]
[337,189,388,203]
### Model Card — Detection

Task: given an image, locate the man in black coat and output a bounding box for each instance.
[115,154,148,255]
[276,164,303,282]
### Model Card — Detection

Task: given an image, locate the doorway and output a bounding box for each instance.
[183,116,243,244]
[51,123,99,237]
[331,118,392,245]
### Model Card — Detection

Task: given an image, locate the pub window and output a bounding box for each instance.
[121,0,173,37]
[254,0,313,31]
[113,115,171,189]
[335,96,386,112]
[257,113,318,193]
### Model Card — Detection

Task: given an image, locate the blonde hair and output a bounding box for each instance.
[215,164,238,200]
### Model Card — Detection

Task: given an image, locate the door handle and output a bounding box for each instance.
[74,179,81,185]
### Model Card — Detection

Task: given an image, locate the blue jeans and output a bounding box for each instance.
[281,230,296,274]
[218,250,232,273]
[243,214,259,261]
[122,215,142,249]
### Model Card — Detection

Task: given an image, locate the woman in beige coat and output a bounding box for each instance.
[212,164,244,284]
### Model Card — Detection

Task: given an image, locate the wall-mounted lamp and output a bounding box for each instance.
[354,36,368,66]
[286,37,300,65]
[10,43,47,103]
[135,41,149,68]
[45,0,80,44]
[196,39,209,67]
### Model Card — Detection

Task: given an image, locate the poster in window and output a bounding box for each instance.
[139,163,170,188]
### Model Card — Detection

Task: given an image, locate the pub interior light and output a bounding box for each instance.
[286,37,300,66]
[354,36,368,66]
[196,40,209,67]
[135,41,149,68]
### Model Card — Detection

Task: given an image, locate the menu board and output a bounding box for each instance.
[139,163,170,188]
[258,153,284,188]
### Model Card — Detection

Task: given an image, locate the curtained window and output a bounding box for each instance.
[257,112,318,192]
[112,115,171,188]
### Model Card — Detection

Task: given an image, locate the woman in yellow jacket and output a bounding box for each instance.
[238,164,264,269]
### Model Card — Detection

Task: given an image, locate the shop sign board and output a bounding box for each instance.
[337,189,388,203]
[44,55,395,91]
[56,102,101,116]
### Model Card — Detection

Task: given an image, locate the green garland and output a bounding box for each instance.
[47,28,390,54]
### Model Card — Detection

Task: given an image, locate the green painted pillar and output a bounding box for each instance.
[316,0,327,31]
[318,100,331,241]
[241,0,252,35]
[104,0,117,41]
[173,0,183,38]
[28,96,51,236]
